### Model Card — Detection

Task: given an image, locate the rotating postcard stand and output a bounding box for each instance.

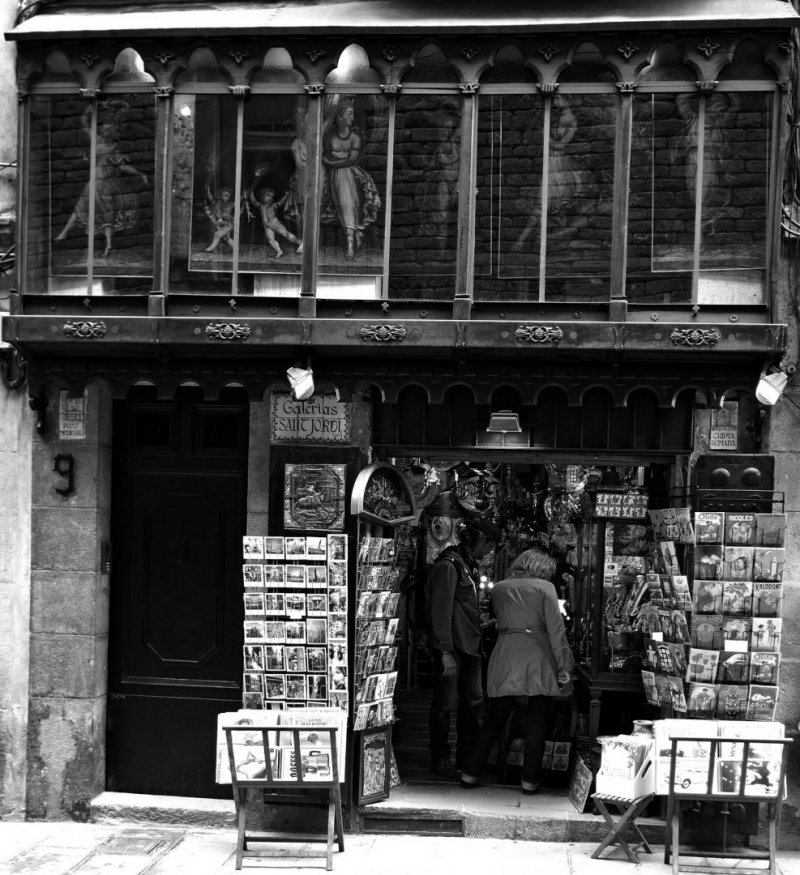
[349,463,417,805]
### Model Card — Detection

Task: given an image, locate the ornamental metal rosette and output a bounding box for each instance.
[205,322,251,341]
[359,324,407,343]
[63,320,107,339]
[515,324,564,345]
[670,327,721,348]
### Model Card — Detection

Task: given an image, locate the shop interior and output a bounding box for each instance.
[384,455,679,789]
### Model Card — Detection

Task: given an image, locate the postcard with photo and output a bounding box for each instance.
[262,536,284,560]
[685,648,720,684]
[242,536,264,560]
[328,614,347,641]
[244,644,265,672]
[385,618,400,644]
[242,692,264,710]
[285,536,307,559]
[695,512,725,545]
[724,512,757,546]
[694,546,724,582]
[751,618,782,653]
[307,674,328,701]
[721,616,751,645]
[357,592,379,619]
[641,670,659,706]
[749,652,780,686]
[667,676,687,712]
[328,534,347,562]
[328,587,346,613]
[660,542,680,575]
[693,579,723,613]
[284,593,306,616]
[384,671,398,698]
[654,674,672,708]
[264,645,285,671]
[756,513,787,548]
[243,564,264,587]
[331,692,349,713]
[283,646,305,673]
[328,561,347,587]
[666,643,688,676]
[671,575,692,611]
[690,615,724,650]
[747,684,778,721]
[306,617,328,645]
[722,580,753,616]
[244,592,266,616]
[670,610,691,644]
[329,642,346,667]
[716,683,749,720]
[331,665,348,693]
[244,620,267,643]
[305,536,328,561]
[243,673,264,694]
[753,581,783,618]
[263,564,286,587]
[264,621,286,643]
[754,548,785,582]
[263,593,285,616]
[304,593,326,617]
[285,620,306,644]
[686,682,719,719]
[285,674,307,700]
[307,646,327,673]
[724,546,754,581]
[264,675,286,700]
[717,651,750,684]
[285,565,306,588]
[306,566,328,588]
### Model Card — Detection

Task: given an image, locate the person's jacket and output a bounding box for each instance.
[425,546,482,656]
[487,575,574,697]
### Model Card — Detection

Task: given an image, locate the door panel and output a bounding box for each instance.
[108,399,247,797]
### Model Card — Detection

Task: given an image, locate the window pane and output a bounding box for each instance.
[545,94,615,301]
[474,93,543,300]
[390,95,459,299]
[241,96,306,295]
[698,91,770,303]
[170,94,236,293]
[34,95,155,294]
[627,93,694,303]
[318,93,387,299]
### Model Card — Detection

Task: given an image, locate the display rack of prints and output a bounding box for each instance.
[352,535,400,731]
[642,510,786,723]
[241,534,349,714]
[594,490,649,519]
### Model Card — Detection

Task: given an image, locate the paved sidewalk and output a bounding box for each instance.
[1,822,800,875]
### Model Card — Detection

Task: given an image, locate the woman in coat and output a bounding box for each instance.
[459,547,574,794]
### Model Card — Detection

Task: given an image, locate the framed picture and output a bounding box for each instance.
[568,755,594,813]
[284,463,346,531]
[356,727,392,805]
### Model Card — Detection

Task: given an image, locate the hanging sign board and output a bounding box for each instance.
[58,390,87,440]
[709,402,738,451]
[271,392,350,444]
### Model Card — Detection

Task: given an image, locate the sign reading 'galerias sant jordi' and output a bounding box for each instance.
[271,393,351,444]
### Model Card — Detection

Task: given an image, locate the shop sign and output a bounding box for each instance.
[709,402,738,451]
[58,390,86,440]
[271,392,350,444]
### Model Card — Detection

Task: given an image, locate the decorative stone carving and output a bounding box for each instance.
[306,47,326,63]
[154,86,173,99]
[670,327,721,347]
[228,49,250,65]
[536,82,559,95]
[304,83,326,96]
[458,82,480,94]
[80,53,100,68]
[617,40,640,60]
[462,43,481,61]
[616,81,638,94]
[515,324,564,345]
[697,38,721,58]
[538,42,560,62]
[64,320,107,339]
[359,324,407,343]
[227,85,250,97]
[380,83,402,96]
[205,322,252,341]
[382,45,399,62]
[153,51,175,66]
[696,80,719,93]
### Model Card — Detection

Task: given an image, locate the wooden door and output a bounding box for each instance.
[107,393,248,797]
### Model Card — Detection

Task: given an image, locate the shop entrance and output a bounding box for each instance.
[107,389,249,797]
[389,455,675,788]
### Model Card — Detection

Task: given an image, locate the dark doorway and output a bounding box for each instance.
[107,388,249,797]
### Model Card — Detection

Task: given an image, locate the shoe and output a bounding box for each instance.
[459,773,479,790]
[430,754,457,778]
[521,783,541,796]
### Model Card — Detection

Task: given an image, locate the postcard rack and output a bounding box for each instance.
[664,735,792,875]
[224,725,344,871]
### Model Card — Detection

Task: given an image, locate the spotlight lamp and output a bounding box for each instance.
[287,364,315,401]
[755,369,790,406]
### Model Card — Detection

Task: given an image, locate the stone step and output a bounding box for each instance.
[91,792,237,830]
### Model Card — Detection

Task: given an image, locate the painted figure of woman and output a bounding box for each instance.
[282,106,309,237]
[55,105,148,256]
[322,96,381,260]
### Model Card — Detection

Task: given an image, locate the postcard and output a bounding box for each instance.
[244,592,265,616]
[753,548,785,582]
[752,580,783,618]
[694,546,724,582]
[716,651,750,684]
[306,592,328,617]
[685,648,719,684]
[264,564,286,587]
[307,674,328,701]
[724,513,757,546]
[284,593,306,616]
[242,536,264,560]
[721,580,752,616]
[306,566,328,588]
[244,620,267,643]
[307,646,327,673]
[243,564,264,587]
[285,620,306,644]
[285,536,307,559]
[690,615,723,650]
[306,536,328,561]
[285,566,306,588]
[306,618,328,645]
[750,618,782,653]
[756,513,786,548]
[264,621,286,643]
[264,675,286,699]
[243,644,265,672]
[264,593,286,615]
[263,537,284,560]
[747,684,778,721]
[724,546,754,581]
[716,684,748,720]
[284,646,305,673]
[264,645,285,671]
[686,682,719,719]
[695,512,724,545]
[327,534,347,562]
[749,652,780,686]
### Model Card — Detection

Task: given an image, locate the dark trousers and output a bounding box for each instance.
[428,649,483,766]
[462,694,554,787]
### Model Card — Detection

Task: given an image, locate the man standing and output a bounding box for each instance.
[426,517,501,776]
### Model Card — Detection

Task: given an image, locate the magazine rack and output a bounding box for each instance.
[664,735,791,875]
[224,725,345,871]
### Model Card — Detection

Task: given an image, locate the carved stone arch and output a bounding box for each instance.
[396,381,432,405]
[402,39,461,86]
[622,384,667,409]
[250,44,309,87]
[103,46,155,86]
[441,381,477,405]
[637,37,699,84]
[560,38,615,82]
[718,386,756,406]
[488,382,524,409]
[531,382,570,406]
[175,45,235,90]
[355,381,386,404]
[721,35,779,82]
[323,42,385,88]
[577,383,615,407]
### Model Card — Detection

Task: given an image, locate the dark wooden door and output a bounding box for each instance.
[107,393,248,797]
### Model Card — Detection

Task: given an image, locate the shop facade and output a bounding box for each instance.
[2,0,800,835]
